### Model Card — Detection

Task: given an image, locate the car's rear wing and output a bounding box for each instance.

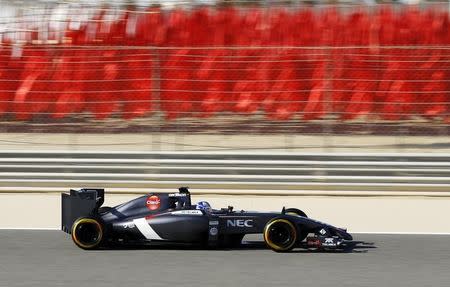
[61,188,105,234]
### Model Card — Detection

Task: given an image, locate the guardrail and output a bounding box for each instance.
[0,151,449,196]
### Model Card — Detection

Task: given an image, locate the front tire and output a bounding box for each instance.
[263,218,298,252]
[71,217,104,250]
[285,208,309,243]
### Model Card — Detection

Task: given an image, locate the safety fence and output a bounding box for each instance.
[0,45,449,124]
[1,151,449,195]
[0,5,449,129]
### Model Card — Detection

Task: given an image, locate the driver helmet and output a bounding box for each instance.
[196,201,212,212]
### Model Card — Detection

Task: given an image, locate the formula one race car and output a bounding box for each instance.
[62,187,353,252]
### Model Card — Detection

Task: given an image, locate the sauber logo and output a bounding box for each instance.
[146,195,161,210]
[227,219,254,228]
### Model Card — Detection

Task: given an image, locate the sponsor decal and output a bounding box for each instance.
[227,219,254,228]
[146,195,161,210]
[322,238,337,246]
[209,220,219,225]
[209,227,218,236]
[122,222,135,229]
[319,228,327,235]
[170,210,203,216]
[168,193,187,197]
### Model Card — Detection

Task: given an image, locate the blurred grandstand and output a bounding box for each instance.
[0,0,449,137]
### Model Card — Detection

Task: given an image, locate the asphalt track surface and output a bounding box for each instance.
[1,231,449,287]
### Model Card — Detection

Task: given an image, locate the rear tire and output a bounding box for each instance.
[263,218,298,252]
[71,217,104,250]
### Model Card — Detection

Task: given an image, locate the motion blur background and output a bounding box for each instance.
[0,0,449,231]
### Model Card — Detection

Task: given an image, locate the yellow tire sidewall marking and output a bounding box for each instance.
[263,219,297,251]
[71,218,103,249]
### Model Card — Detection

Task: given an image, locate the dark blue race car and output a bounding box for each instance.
[62,187,353,252]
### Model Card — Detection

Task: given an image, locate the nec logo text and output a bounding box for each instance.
[227,219,254,228]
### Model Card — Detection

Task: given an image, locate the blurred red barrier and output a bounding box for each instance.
[0,5,448,122]
[0,46,22,117]
[14,46,54,121]
[52,50,86,119]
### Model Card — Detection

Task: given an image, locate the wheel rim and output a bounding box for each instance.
[72,219,103,249]
[264,219,297,251]
[268,224,291,246]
